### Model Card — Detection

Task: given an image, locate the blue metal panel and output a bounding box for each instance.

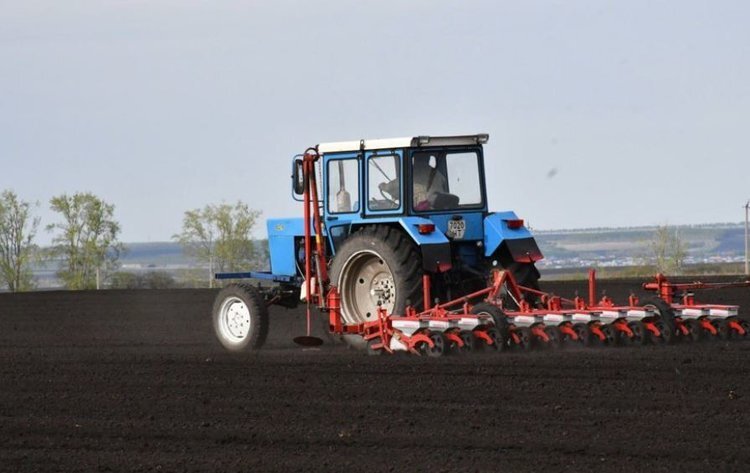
[483,211,535,257]
[427,212,484,241]
[350,216,450,246]
[267,218,305,276]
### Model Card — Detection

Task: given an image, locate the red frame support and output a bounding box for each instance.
[643,273,750,306]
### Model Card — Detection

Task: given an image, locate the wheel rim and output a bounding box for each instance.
[520,328,532,348]
[573,325,586,344]
[338,250,396,324]
[218,296,252,343]
[602,326,614,344]
[486,328,502,350]
[460,332,474,352]
[630,322,644,342]
[429,334,445,356]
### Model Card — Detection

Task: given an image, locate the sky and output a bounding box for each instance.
[2,0,749,244]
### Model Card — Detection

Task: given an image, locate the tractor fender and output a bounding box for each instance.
[398,217,452,273]
[483,212,543,263]
[350,217,452,273]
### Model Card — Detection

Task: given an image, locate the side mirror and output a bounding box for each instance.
[292,158,304,195]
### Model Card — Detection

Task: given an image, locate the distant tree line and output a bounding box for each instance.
[0,190,124,292]
[0,189,264,292]
[0,188,693,292]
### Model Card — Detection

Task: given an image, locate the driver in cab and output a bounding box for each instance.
[379,154,447,211]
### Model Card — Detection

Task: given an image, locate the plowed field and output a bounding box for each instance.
[1,279,749,472]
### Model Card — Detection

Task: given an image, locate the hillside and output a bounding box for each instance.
[535,223,746,269]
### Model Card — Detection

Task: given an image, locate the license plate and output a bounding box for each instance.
[447,219,466,239]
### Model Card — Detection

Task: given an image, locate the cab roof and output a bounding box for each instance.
[317,134,489,154]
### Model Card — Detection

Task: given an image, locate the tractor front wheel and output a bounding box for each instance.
[212,284,269,352]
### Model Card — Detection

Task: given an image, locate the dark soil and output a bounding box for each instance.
[1,279,749,472]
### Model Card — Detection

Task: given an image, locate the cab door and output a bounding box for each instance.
[364,149,404,217]
[323,152,361,253]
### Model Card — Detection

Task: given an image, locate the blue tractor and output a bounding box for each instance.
[212,134,543,351]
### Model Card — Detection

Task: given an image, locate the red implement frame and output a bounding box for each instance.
[643,273,750,305]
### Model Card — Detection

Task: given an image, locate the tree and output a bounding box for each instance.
[0,190,40,292]
[651,225,687,274]
[174,201,260,288]
[47,193,123,290]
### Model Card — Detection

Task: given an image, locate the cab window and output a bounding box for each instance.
[412,150,483,211]
[444,152,482,206]
[368,154,401,211]
[327,159,359,214]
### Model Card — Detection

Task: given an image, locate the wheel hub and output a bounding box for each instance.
[339,250,397,324]
[370,275,395,305]
[219,297,251,342]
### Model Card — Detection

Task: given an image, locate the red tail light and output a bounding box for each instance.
[418,223,435,234]
[505,219,524,229]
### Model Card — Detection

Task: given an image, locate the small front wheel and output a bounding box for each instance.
[544,326,564,349]
[212,284,269,352]
[482,327,507,352]
[601,324,620,347]
[454,330,475,354]
[624,321,648,346]
[423,332,448,358]
[517,327,535,351]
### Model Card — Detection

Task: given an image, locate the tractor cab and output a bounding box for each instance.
[292,134,492,254]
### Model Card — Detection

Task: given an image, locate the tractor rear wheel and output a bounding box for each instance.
[330,226,423,350]
[212,284,269,352]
